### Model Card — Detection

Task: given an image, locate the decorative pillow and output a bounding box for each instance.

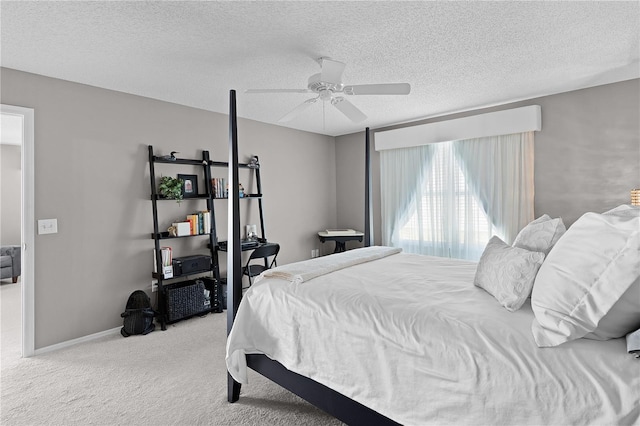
[513,214,566,255]
[531,208,640,347]
[474,236,545,312]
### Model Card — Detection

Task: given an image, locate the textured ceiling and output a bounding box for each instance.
[1,1,639,137]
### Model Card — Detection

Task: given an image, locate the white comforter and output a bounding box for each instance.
[226,251,639,425]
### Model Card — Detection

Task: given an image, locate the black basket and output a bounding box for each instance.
[165,279,209,323]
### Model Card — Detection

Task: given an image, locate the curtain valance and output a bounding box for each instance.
[375,105,541,151]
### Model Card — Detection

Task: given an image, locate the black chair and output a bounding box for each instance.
[243,243,280,287]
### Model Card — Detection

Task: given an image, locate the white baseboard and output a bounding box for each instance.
[33,326,121,356]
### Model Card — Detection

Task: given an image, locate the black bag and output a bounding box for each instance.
[121,290,156,337]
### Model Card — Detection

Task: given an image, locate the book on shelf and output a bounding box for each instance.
[173,221,191,237]
[201,210,211,234]
[186,215,193,235]
[211,178,227,198]
[160,246,173,266]
[197,211,204,235]
[187,214,198,235]
[182,211,211,236]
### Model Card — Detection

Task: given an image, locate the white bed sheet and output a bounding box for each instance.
[226,252,640,425]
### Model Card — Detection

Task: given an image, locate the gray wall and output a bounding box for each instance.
[336,79,640,243]
[0,68,337,349]
[1,144,21,246]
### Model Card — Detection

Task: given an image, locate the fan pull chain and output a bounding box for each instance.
[322,100,326,131]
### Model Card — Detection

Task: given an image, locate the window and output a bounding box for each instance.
[397,142,496,260]
[380,132,534,261]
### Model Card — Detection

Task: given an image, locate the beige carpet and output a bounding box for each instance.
[0,282,342,425]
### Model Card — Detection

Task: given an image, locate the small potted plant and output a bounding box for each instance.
[158,176,184,203]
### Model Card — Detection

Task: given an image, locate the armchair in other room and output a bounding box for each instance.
[243,243,280,287]
[0,245,21,283]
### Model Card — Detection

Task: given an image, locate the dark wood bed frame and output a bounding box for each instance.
[226,90,399,425]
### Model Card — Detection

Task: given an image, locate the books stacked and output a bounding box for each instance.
[174,210,211,236]
[211,178,227,198]
[160,247,173,278]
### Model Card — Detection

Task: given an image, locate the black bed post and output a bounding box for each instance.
[364,127,374,246]
[227,89,242,403]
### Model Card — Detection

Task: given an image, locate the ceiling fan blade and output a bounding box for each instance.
[245,89,310,94]
[331,97,367,123]
[320,58,346,85]
[278,98,318,122]
[343,83,411,95]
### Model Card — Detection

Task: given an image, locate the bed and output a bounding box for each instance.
[224,90,640,425]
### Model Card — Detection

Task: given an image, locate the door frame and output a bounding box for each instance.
[1,104,35,357]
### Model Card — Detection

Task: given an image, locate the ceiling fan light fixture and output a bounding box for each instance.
[319,89,333,101]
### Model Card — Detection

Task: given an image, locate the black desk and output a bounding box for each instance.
[217,239,273,252]
[317,231,364,253]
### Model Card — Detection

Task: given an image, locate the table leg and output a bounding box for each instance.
[334,241,347,253]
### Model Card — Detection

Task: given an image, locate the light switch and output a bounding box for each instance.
[38,218,58,235]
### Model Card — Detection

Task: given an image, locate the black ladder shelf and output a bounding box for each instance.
[148,146,266,330]
[148,146,222,330]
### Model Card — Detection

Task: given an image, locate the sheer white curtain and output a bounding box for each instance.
[453,132,535,244]
[380,132,535,260]
[380,144,434,248]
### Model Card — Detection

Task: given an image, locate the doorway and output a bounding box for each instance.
[0,105,35,358]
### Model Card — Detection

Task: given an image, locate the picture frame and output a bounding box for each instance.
[177,174,198,198]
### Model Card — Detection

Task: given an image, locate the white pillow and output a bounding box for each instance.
[603,204,640,217]
[474,236,545,312]
[513,214,566,255]
[531,209,640,347]
[584,279,640,340]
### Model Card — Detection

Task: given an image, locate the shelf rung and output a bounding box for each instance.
[153,156,206,166]
[152,233,211,240]
[212,194,262,199]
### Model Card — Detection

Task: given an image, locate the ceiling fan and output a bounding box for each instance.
[245,57,411,123]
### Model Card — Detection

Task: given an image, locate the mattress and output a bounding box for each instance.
[226,252,640,425]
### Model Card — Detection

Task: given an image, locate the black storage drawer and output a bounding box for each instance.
[164,279,209,323]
